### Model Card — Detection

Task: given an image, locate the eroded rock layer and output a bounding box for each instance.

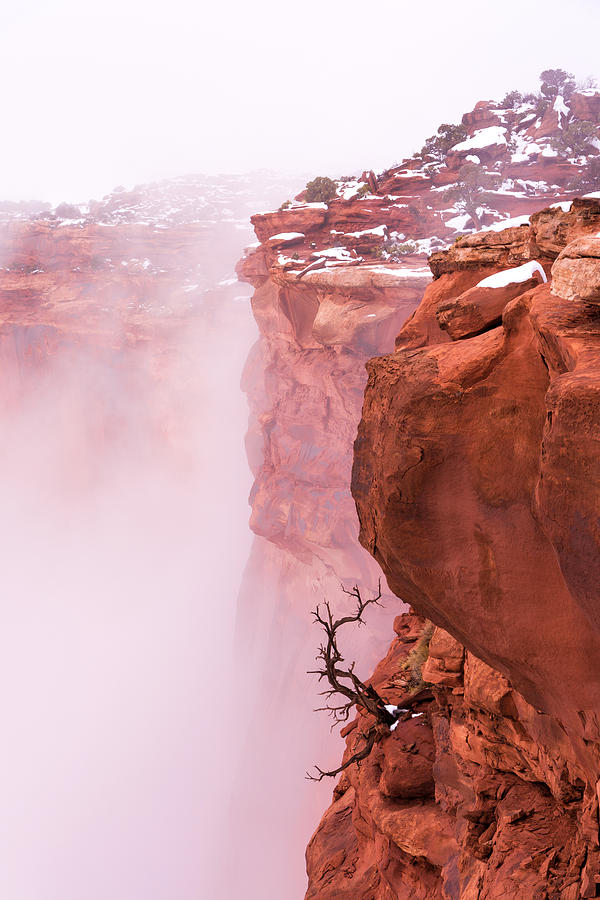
[239,88,600,897]
[309,197,600,898]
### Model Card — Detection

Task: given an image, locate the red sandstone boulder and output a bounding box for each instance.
[251,206,328,242]
[429,225,534,277]
[529,198,600,257]
[378,719,436,799]
[436,277,542,340]
[569,91,600,122]
[551,235,600,302]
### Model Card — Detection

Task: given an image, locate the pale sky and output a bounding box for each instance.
[1,0,599,203]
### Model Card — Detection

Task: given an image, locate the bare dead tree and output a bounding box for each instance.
[306,581,401,782]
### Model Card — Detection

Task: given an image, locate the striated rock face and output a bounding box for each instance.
[309,197,600,897]
[552,234,600,302]
[234,201,431,897]
[238,88,600,897]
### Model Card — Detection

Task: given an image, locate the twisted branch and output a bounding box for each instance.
[307,581,396,780]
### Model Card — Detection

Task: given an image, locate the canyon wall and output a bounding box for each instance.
[238,89,600,897]
[306,197,600,899]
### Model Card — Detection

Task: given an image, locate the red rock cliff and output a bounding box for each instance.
[237,88,600,897]
[310,198,600,898]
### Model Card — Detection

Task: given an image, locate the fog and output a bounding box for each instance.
[1,1,600,897]
[1,0,599,202]
[0,290,258,899]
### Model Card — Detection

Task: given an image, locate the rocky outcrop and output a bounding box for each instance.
[237,88,600,897]
[311,197,600,897]
[552,234,600,302]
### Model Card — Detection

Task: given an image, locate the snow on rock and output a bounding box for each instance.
[483,215,531,232]
[476,260,547,289]
[510,135,543,163]
[364,265,431,278]
[553,95,570,119]
[345,225,387,238]
[288,202,328,211]
[451,126,508,153]
[277,253,302,266]
[268,232,305,241]
[311,246,354,261]
[550,201,573,212]
[339,181,367,200]
[583,191,600,199]
[385,704,410,732]
[445,213,472,232]
[466,155,481,164]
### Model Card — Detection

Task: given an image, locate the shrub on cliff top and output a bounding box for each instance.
[377,238,418,260]
[421,122,468,160]
[540,68,576,100]
[568,156,600,192]
[304,176,337,203]
[577,75,598,92]
[443,163,501,229]
[500,90,524,109]
[551,120,600,158]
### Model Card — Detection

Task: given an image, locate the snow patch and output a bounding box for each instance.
[268,231,305,241]
[483,214,531,232]
[444,213,472,231]
[451,126,508,153]
[553,94,570,119]
[339,181,367,200]
[364,265,431,278]
[476,260,547,289]
[311,246,354,261]
[345,225,387,238]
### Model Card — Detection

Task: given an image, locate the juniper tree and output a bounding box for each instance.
[443,163,500,230]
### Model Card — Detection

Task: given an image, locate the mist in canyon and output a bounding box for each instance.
[0,171,348,899]
[0,289,255,899]
[3,2,600,899]
[0,176,401,898]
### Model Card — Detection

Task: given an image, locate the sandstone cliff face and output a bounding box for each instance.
[310,196,600,898]
[239,89,600,897]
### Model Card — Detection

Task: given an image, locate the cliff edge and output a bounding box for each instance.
[304,198,600,899]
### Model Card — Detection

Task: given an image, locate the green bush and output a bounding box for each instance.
[568,156,600,191]
[384,239,418,259]
[532,94,550,119]
[551,121,600,157]
[500,90,523,109]
[355,184,370,198]
[304,176,337,203]
[421,122,468,160]
[540,67,576,100]
[443,162,501,229]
